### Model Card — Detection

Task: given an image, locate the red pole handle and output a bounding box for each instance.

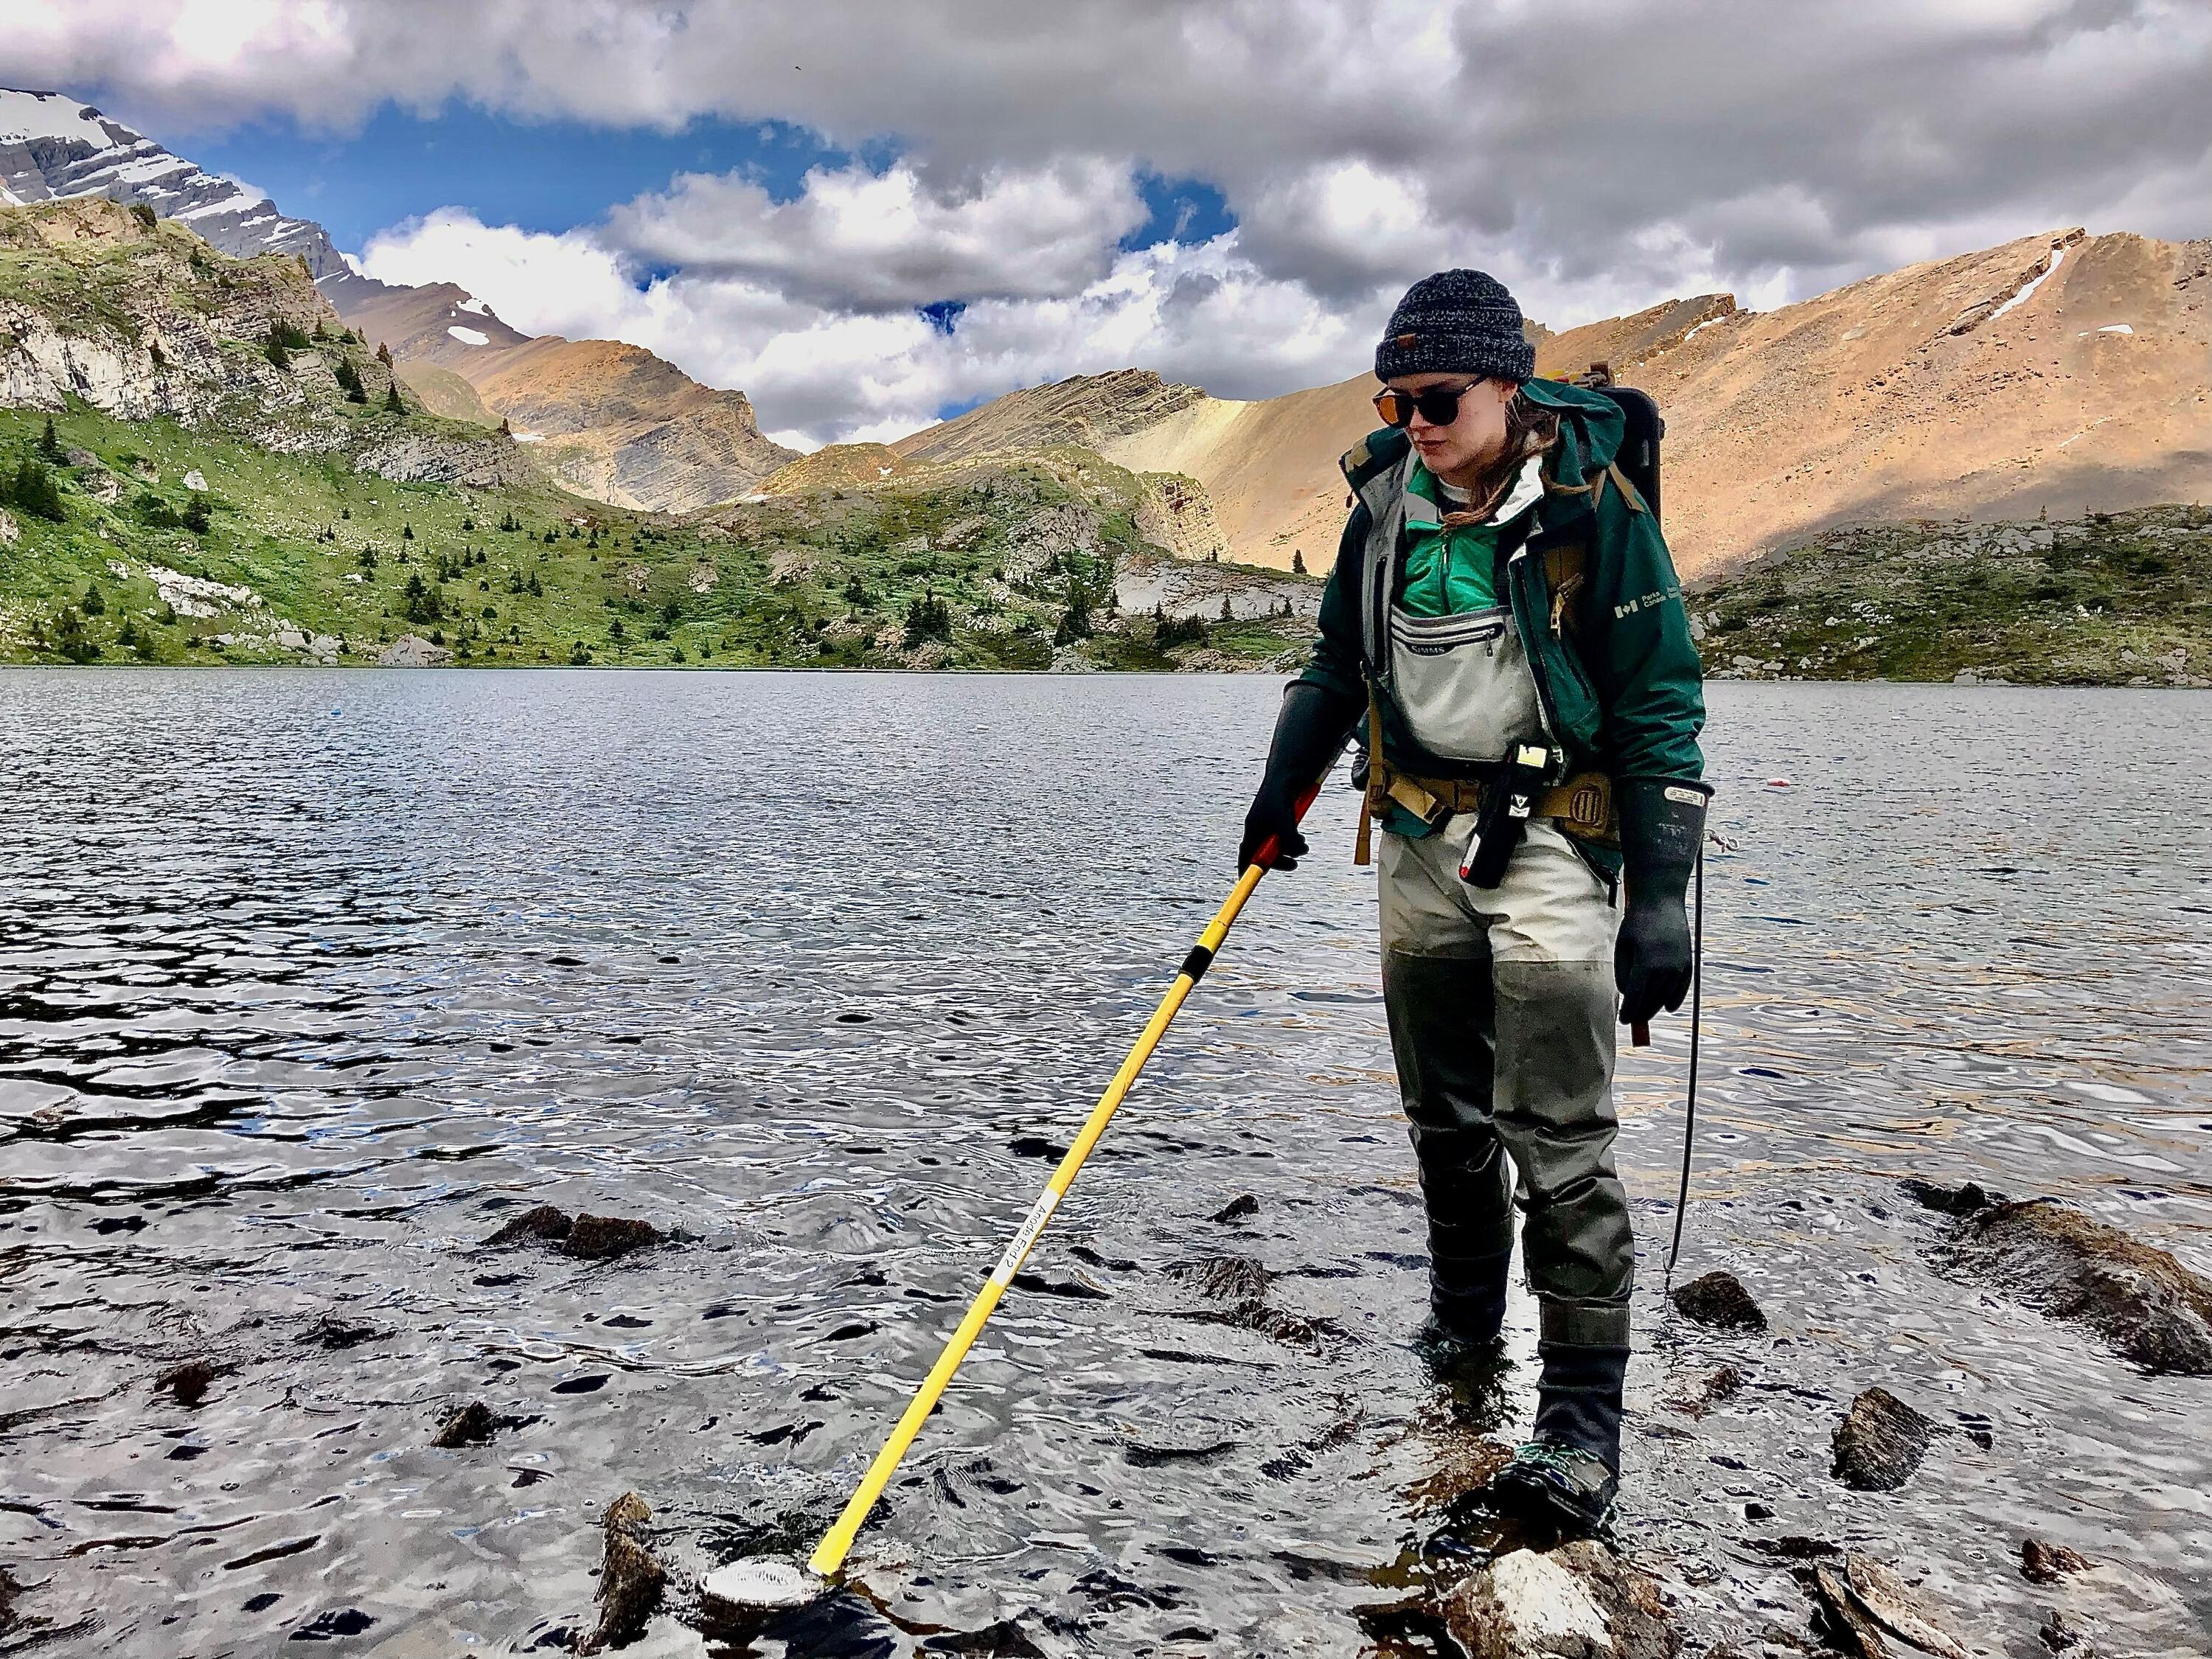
[1247,776,1329,873]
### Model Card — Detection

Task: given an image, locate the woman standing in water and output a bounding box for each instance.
[1237,269,1708,1531]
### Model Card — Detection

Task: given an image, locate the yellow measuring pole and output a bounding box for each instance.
[807,854,1277,1578]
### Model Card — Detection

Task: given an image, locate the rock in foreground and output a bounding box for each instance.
[577,1492,666,1655]
[431,1399,525,1449]
[2020,1537,2094,1584]
[1943,1198,2212,1374]
[1443,1540,1677,1659]
[1840,1555,1966,1659]
[1832,1388,1934,1492]
[155,1359,215,1407]
[1669,1270,1767,1332]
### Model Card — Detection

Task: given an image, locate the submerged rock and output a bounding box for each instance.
[484,1204,664,1261]
[2020,1537,2095,1585]
[1164,1255,1346,1353]
[1843,1555,1967,1659]
[1832,1388,1934,1491]
[917,1617,1048,1655]
[1443,1540,1678,1659]
[1672,1363,1746,1419]
[577,1492,666,1655]
[1900,1178,2007,1217]
[431,1399,524,1449]
[487,1203,574,1247]
[1941,1198,2212,1374]
[566,1215,664,1260]
[2037,1609,2090,1651]
[1670,1270,1767,1332]
[155,1360,215,1407]
[299,1314,381,1350]
[1809,1565,1891,1657]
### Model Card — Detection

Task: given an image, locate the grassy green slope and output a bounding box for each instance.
[0,404,1316,670]
[1691,507,2212,686]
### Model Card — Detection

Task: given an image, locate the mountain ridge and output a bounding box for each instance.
[0,86,796,515]
[902,229,2212,578]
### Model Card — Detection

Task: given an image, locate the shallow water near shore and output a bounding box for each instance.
[1,669,2208,1657]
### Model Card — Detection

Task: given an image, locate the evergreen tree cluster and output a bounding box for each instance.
[903,591,953,644]
[1,456,64,522]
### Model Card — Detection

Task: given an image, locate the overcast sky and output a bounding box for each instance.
[13,0,2211,448]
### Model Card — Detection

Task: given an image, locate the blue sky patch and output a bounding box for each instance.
[917,299,966,336]
[1124,173,1235,251]
[151,98,854,249]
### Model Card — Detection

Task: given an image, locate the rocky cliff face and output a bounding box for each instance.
[0,198,532,489]
[335,271,796,513]
[893,370,1211,465]
[3,87,795,515]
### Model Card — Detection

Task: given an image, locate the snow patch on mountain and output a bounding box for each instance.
[0,86,347,281]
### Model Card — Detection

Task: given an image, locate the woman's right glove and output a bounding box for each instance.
[1237,681,1364,872]
[1613,776,1711,1026]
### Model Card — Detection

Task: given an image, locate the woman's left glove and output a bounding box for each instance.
[1613,776,1710,1026]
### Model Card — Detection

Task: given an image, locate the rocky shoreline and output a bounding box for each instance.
[5,1176,2201,1658]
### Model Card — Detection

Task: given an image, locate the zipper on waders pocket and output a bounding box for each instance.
[1505,538,1565,776]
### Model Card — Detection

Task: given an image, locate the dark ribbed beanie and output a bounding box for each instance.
[1374,268,1534,382]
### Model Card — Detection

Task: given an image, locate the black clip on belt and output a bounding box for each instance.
[1458,742,1554,890]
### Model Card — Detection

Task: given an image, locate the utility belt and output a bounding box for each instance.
[1353,688,1617,868]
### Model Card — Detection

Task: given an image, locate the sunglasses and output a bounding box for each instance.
[1372,378,1491,429]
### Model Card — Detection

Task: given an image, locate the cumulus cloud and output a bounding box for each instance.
[606,158,1147,310]
[361,206,1378,448]
[24,0,2212,439]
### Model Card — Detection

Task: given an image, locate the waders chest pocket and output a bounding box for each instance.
[1386,604,1543,764]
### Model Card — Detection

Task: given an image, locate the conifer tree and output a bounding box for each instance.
[38,414,63,462]
[383,380,405,414]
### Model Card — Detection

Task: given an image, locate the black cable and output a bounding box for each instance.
[1663,838,1705,1284]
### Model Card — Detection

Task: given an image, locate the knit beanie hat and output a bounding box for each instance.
[1374,268,1534,383]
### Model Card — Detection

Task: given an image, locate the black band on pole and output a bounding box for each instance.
[1664,841,1705,1284]
[1178,945,1215,984]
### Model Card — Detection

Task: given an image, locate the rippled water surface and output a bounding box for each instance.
[2,670,2208,1657]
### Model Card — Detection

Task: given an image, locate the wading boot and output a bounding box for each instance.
[1489,1439,1618,1534]
[1490,1339,1629,1533]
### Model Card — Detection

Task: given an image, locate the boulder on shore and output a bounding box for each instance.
[1442,1540,1678,1659]
[1832,1387,1934,1491]
[377,633,451,667]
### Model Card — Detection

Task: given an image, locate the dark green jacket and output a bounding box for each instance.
[1298,376,1707,801]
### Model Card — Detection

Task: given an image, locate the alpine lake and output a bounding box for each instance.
[1,670,2206,1657]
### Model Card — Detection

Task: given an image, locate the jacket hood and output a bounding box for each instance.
[1341,375,1627,493]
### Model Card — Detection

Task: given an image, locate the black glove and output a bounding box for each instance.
[1238,681,1363,872]
[1613,776,1710,1026]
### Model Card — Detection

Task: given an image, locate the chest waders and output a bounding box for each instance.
[1349,445,1674,1492]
